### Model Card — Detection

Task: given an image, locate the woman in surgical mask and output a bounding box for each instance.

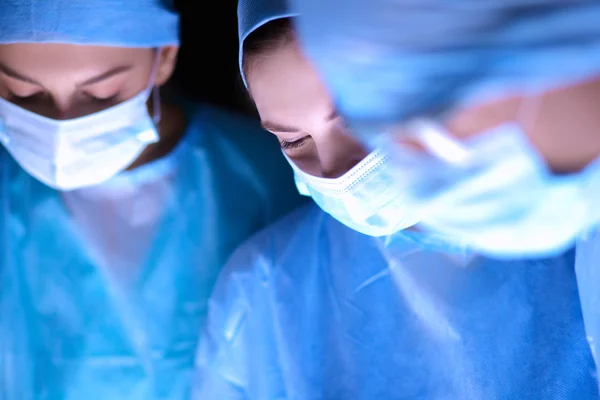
[242,18,419,237]
[192,1,599,398]
[286,0,600,259]
[0,0,303,398]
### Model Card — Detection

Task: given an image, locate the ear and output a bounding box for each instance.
[154,46,180,86]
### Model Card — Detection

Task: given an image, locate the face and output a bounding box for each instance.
[388,76,600,174]
[246,38,368,178]
[0,43,178,120]
[444,77,600,174]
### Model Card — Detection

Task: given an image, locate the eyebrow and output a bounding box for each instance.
[261,121,300,133]
[0,62,40,85]
[262,110,339,133]
[326,110,339,121]
[0,63,132,86]
[78,65,133,86]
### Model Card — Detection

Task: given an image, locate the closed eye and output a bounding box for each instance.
[8,91,44,102]
[84,92,120,103]
[280,136,309,150]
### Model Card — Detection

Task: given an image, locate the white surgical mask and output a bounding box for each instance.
[0,58,161,191]
[286,151,421,236]
[375,113,600,258]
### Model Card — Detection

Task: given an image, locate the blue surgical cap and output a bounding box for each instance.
[290,0,600,125]
[238,0,298,87]
[0,0,179,47]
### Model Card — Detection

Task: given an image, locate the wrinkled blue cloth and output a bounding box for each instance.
[290,0,600,129]
[193,203,598,399]
[0,104,303,399]
[0,0,179,46]
[577,230,600,376]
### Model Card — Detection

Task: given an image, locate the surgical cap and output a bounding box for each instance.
[290,0,600,125]
[0,0,179,47]
[238,0,298,87]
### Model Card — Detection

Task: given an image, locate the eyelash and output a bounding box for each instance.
[280,137,308,150]
[85,93,119,102]
[8,92,119,103]
[8,92,40,101]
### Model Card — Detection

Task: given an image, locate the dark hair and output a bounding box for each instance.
[242,17,295,83]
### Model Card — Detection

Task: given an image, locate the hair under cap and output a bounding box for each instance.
[0,0,179,47]
[237,0,298,87]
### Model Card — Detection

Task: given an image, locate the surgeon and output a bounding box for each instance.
[286,0,600,258]
[0,0,303,398]
[191,0,599,398]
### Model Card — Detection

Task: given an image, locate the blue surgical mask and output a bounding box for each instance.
[377,117,600,258]
[0,89,159,191]
[286,151,421,236]
[0,53,162,191]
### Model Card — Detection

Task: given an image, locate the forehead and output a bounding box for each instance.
[247,41,332,121]
[0,43,152,75]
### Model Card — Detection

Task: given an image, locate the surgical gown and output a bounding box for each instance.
[194,203,598,399]
[0,104,303,399]
[577,229,600,386]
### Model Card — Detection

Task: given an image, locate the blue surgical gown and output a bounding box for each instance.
[194,203,598,399]
[577,229,600,377]
[0,104,303,399]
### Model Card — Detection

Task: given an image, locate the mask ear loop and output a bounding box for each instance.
[152,87,161,125]
[147,49,163,125]
[404,118,473,165]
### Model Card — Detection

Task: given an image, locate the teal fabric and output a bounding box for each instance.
[194,204,598,399]
[0,104,304,399]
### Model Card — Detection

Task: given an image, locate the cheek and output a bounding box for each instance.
[125,73,152,96]
[108,72,152,101]
[121,57,157,98]
[287,154,322,177]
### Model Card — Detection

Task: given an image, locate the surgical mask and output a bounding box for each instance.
[286,151,421,236]
[0,64,160,191]
[374,110,600,258]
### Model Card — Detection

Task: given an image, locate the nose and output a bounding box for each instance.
[36,81,84,120]
[318,133,369,179]
[51,96,78,120]
[28,94,74,120]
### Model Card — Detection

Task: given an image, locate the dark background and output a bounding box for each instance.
[172,0,254,116]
